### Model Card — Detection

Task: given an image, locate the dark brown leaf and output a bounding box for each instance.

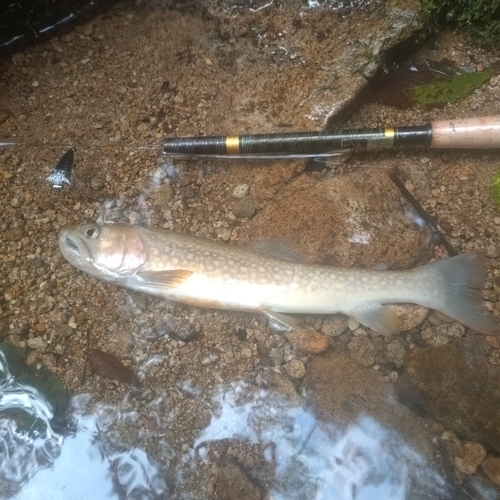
[88,349,136,384]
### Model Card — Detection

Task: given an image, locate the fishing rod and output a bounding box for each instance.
[162,115,500,157]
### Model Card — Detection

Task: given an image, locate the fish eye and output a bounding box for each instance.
[84,226,99,239]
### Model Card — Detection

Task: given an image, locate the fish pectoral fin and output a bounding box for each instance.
[136,269,193,288]
[263,309,302,331]
[250,238,304,263]
[349,303,399,336]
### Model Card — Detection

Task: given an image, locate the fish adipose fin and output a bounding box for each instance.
[349,304,399,336]
[136,269,193,288]
[425,252,498,335]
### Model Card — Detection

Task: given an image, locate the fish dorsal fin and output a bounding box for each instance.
[136,269,193,288]
[349,303,399,337]
[250,238,304,263]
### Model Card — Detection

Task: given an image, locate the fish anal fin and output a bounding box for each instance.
[349,303,399,336]
[136,269,193,288]
[250,238,304,263]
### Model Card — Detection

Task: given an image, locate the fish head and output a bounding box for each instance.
[59,223,147,280]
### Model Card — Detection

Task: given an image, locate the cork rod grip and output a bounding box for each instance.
[431,116,500,149]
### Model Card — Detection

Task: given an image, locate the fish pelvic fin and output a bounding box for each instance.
[424,252,498,335]
[349,304,399,337]
[263,310,302,331]
[136,269,193,288]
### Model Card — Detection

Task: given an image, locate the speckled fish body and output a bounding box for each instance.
[58,223,497,336]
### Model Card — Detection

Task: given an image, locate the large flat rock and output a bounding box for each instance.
[238,168,434,267]
[396,337,500,454]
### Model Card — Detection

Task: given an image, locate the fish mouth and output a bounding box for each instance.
[64,235,80,256]
[59,229,89,263]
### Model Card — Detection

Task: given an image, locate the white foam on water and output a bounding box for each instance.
[0,349,169,500]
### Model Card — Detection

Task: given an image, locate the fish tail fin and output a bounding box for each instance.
[424,252,498,335]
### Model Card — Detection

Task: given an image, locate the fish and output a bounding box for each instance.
[58,223,498,336]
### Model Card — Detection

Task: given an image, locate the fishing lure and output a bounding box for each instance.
[46,149,74,189]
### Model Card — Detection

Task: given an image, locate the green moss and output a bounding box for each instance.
[421,0,500,46]
[410,68,494,107]
[492,170,500,208]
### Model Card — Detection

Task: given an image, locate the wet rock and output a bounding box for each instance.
[27,337,46,350]
[304,350,437,463]
[485,336,500,349]
[285,358,306,379]
[440,431,464,460]
[320,315,348,337]
[454,442,486,475]
[90,175,105,190]
[284,328,329,354]
[421,324,450,347]
[266,371,301,406]
[395,304,429,331]
[232,184,249,199]
[151,183,174,205]
[214,462,262,500]
[436,322,465,339]
[239,169,434,268]
[232,196,255,219]
[206,0,423,132]
[348,334,375,367]
[3,228,23,242]
[387,338,406,368]
[481,456,500,487]
[396,337,500,453]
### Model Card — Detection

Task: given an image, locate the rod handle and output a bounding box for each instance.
[431,116,500,149]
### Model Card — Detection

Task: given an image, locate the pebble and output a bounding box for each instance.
[91,176,105,190]
[421,325,450,347]
[285,358,306,379]
[10,197,20,208]
[218,228,232,241]
[232,196,255,218]
[347,318,360,331]
[489,350,500,365]
[485,336,500,349]
[284,328,329,354]
[481,456,500,487]
[437,322,465,338]
[232,184,249,198]
[386,338,406,368]
[27,337,46,350]
[321,315,348,337]
[348,335,375,367]
[454,442,487,475]
[267,372,301,406]
[440,431,464,459]
[152,183,174,205]
[395,304,428,331]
